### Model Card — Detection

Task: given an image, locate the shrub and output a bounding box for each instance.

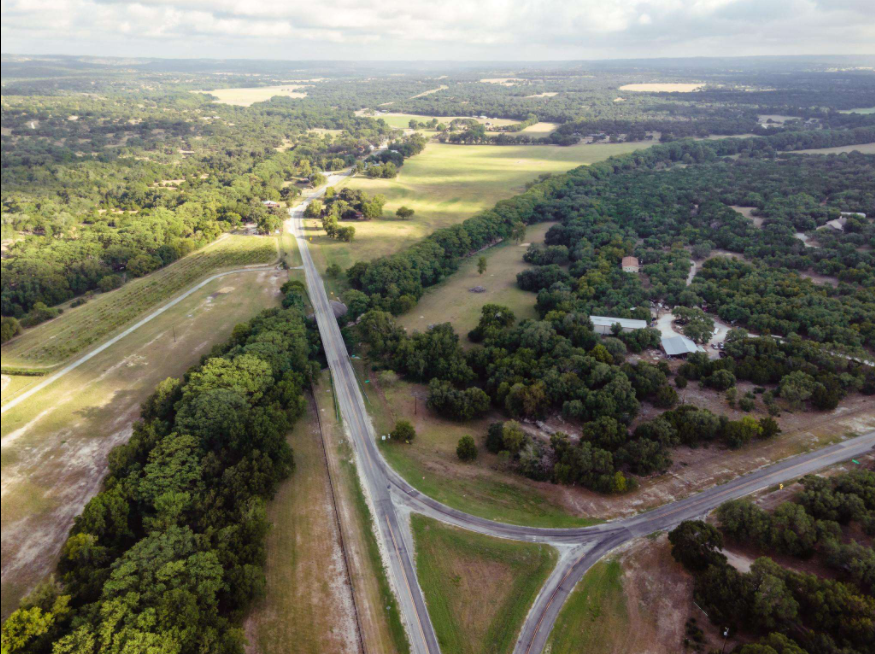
[456,435,478,461]
[391,420,416,443]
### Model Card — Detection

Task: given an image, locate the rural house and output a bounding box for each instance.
[621,256,640,273]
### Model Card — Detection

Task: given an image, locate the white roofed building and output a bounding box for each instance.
[590,315,648,335]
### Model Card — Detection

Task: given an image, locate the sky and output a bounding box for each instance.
[2,0,874,61]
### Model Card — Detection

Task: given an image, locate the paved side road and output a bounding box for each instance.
[288,168,874,654]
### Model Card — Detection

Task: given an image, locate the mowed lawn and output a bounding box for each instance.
[304,140,654,272]
[411,515,557,654]
[1,234,278,369]
[546,560,628,654]
[399,222,551,338]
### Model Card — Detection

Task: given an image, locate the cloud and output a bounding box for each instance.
[1,0,873,59]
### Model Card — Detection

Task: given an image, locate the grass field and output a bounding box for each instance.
[196,85,308,106]
[246,384,359,654]
[839,107,875,114]
[399,222,550,338]
[411,515,557,654]
[304,140,654,273]
[316,370,410,654]
[1,234,278,369]
[1,269,286,619]
[546,560,628,654]
[545,535,715,654]
[793,142,875,155]
[362,364,600,528]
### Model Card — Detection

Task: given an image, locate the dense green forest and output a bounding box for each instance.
[0,281,321,653]
[342,129,874,492]
[669,467,875,654]
[1,89,391,324]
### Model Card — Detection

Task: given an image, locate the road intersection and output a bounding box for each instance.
[288,178,875,654]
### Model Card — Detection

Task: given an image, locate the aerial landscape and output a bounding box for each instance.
[1,2,874,653]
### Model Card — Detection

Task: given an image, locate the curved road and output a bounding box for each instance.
[289,176,874,654]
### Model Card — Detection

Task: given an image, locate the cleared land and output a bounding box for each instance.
[317,369,410,654]
[245,383,359,654]
[364,365,599,528]
[839,107,875,114]
[619,83,704,92]
[411,514,557,654]
[521,121,559,135]
[546,535,730,654]
[2,234,278,369]
[793,142,875,155]
[1,269,286,619]
[364,354,874,527]
[197,85,308,106]
[372,113,519,130]
[399,222,550,337]
[304,140,654,273]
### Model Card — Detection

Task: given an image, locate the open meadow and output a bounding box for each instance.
[399,222,551,337]
[1,269,286,619]
[197,85,309,106]
[793,142,875,155]
[303,140,655,273]
[1,234,278,370]
[411,515,556,654]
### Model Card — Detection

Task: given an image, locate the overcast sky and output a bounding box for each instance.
[2,0,874,61]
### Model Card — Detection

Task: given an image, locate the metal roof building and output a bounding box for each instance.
[661,335,706,357]
[590,315,648,335]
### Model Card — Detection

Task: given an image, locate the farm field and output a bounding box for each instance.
[1,234,278,370]
[371,112,519,130]
[1,269,286,619]
[197,85,309,105]
[619,83,704,92]
[793,142,875,154]
[840,107,875,114]
[521,121,559,135]
[399,221,551,337]
[411,514,557,654]
[244,384,359,654]
[303,140,654,273]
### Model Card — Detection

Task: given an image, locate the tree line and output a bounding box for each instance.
[0,282,321,653]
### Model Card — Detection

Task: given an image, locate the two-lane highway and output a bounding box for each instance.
[289,171,873,654]
[288,175,442,654]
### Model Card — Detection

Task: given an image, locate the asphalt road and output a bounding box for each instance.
[289,173,874,654]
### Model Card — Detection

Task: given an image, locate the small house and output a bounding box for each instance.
[262,200,281,208]
[621,256,640,273]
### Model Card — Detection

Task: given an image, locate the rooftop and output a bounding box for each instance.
[661,335,706,356]
[590,315,648,330]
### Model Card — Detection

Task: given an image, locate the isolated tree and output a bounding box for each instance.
[501,421,527,455]
[396,206,415,220]
[391,420,416,443]
[477,256,487,275]
[456,435,477,461]
[326,263,342,278]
